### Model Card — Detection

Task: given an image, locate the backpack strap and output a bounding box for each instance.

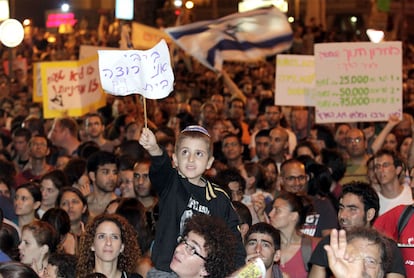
[301,234,312,272]
[397,205,414,241]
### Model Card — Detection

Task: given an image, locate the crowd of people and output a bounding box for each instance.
[0,11,414,278]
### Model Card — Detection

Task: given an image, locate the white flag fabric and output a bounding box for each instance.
[98,39,174,99]
[165,6,293,71]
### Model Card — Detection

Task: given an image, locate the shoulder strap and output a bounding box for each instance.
[301,235,312,272]
[397,205,414,240]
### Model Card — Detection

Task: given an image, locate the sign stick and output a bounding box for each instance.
[143,95,148,129]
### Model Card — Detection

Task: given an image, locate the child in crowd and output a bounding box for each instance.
[139,125,245,275]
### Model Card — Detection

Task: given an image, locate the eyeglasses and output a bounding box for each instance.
[357,256,381,269]
[284,175,307,182]
[177,236,207,261]
[133,173,149,180]
[346,137,363,144]
[374,162,394,170]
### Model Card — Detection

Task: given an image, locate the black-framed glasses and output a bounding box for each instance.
[177,236,207,261]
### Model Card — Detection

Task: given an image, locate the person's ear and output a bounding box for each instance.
[34,201,41,210]
[200,266,209,277]
[396,165,402,176]
[91,245,95,252]
[120,243,125,253]
[366,208,376,223]
[273,249,281,263]
[240,223,250,240]
[88,171,96,183]
[172,153,178,168]
[40,244,49,257]
[206,156,215,170]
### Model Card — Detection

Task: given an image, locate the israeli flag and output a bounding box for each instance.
[165,6,293,71]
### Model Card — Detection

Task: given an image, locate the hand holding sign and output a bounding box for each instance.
[98,39,174,99]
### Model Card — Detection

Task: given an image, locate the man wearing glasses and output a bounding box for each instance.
[373,149,413,215]
[340,128,370,185]
[279,159,338,237]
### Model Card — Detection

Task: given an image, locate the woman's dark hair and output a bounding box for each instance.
[115,198,153,254]
[63,157,87,185]
[313,124,337,149]
[77,141,100,160]
[320,148,346,182]
[40,169,69,191]
[56,187,89,223]
[276,192,313,229]
[0,262,39,278]
[41,208,71,242]
[17,182,42,204]
[77,214,141,278]
[293,140,320,158]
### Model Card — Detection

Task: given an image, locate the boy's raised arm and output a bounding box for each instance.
[139,128,163,156]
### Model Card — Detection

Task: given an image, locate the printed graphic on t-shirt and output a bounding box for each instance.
[179,196,211,234]
[301,213,320,237]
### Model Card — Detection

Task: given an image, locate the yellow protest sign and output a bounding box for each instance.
[40,55,106,118]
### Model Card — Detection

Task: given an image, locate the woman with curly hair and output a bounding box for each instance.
[166,214,238,278]
[77,214,142,278]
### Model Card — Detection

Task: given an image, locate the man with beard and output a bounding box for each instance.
[308,181,405,278]
[244,222,287,278]
[86,151,118,218]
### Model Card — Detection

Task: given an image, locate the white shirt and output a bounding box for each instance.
[378,184,413,215]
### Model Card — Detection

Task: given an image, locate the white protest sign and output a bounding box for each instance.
[98,39,174,99]
[314,41,402,123]
[275,55,315,106]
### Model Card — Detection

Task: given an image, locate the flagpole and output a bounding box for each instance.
[143,95,148,129]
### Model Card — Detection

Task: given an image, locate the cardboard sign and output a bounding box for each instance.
[40,55,106,118]
[314,41,402,123]
[98,39,174,99]
[275,54,315,106]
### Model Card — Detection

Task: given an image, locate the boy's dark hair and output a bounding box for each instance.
[255,128,270,141]
[117,154,137,171]
[374,148,404,168]
[48,253,78,278]
[183,214,237,277]
[341,181,379,224]
[12,127,31,142]
[214,167,246,197]
[86,151,117,173]
[245,222,281,251]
